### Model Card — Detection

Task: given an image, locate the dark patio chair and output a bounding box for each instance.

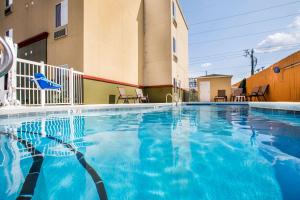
[214,90,227,102]
[257,85,269,101]
[116,87,137,104]
[230,88,243,101]
[135,88,149,103]
[247,87,260,101]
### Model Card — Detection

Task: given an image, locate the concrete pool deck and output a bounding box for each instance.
[0,102,300,117]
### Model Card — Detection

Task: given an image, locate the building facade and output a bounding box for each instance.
[197,74,232,102]
[0,0,189,104]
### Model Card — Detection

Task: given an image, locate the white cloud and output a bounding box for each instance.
[200,62,212,68]
[256,16,300,53]
[289,16,300,29]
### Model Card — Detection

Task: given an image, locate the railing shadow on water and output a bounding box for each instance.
[0,115,108,200]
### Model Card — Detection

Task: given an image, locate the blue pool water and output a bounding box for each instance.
[0,105,300,200]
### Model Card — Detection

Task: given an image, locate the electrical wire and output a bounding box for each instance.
[189,28,293,45]
[189,1,300,26]
[190,13,300,35]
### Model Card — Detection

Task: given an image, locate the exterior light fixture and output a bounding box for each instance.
[273,66,280,74]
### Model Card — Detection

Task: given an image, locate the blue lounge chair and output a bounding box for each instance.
[32,73,62,91]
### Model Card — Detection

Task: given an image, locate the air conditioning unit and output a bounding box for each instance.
[173,54,178,63]
[4,6,13,16]
[54,27,68,40]
[173,17,177,28]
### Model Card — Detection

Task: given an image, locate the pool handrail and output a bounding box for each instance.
[0,36,15,78]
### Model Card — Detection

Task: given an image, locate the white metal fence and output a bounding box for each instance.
[15,58,83,106]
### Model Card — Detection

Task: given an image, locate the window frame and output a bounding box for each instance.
[55,0,68,29]
[55,3,62,28]
[173,37,177,54]
[5,28,13,39]
[5,0,13,8]
[172,1,176,18]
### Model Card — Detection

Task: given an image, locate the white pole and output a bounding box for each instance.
[69,68,74,105]
[7,43,18,105]
[40,61,45,107]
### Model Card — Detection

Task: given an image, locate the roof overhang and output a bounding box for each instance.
[198,75,233,79]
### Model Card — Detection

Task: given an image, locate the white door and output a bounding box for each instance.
[199,81,211,102]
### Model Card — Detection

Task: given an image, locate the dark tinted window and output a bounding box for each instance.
[56,4,61,27]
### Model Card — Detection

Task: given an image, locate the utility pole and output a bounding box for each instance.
[244,49,257,76]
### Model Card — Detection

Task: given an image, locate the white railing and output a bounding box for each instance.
[15,58,83,106]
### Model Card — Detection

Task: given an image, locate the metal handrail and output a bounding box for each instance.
[0,37,14,78]
[166,93,180,106]
[166,93,173,103]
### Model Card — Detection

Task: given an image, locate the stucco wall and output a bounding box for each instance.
[83,79,138,104]
[245,51,300,102]
[0,0,84,72]
[143,0,172,86]
[172,0,189,90]
[198,77,232,102]
[83,0,144,86]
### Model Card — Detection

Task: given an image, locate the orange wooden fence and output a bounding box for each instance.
[245,50,300,102]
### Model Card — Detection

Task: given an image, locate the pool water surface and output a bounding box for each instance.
[0,105,300,200]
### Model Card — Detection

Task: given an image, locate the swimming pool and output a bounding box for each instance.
[0,105,299,200]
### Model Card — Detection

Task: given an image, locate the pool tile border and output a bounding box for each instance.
[0,103,173,117]
[1,102,300,118]
[250,107,300,116]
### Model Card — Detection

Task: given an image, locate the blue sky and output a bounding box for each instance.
[179,0,300,83]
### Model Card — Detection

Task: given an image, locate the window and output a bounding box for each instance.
[55,4,61,27]
[5,28,13,39]
[173,37,176,54]
[172,1,176,18]
[5,0,13,8]
[55,0,68,28]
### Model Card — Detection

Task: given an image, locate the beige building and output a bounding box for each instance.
[197,74,232,102]
[0,0,189,104]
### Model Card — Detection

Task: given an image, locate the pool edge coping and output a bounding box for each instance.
[1,102,300,117]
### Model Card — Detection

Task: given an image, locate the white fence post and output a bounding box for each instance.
[69,68,74,105]
[40,61,45,107]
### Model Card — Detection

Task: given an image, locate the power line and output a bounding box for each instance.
[190,50,242,60]
[256,43,300,52]
[190,52,243,62]
[189,1,300,26]
[189,28,292,45]
[190,65,250,73]
[190,13,300,35]
[190,43,300,60]
[190,61,275,73]
[190,55,243,64]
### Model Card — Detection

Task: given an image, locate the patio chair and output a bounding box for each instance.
[214,90,227,102]
[257,85,269,101]
[135,88,149,103]
[117,87,137,104]
[32,73,62,91]
[231,88,246,102]
[247,87,260,101]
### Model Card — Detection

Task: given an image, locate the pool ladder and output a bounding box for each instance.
[166,93,180,106]
[0,36,15,78]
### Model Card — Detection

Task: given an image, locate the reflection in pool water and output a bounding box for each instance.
[0,105,300,200]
